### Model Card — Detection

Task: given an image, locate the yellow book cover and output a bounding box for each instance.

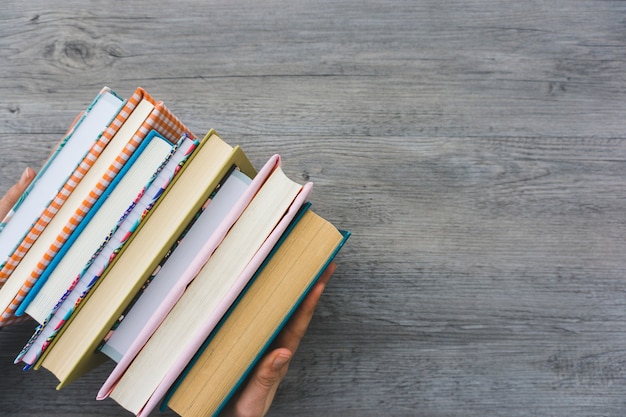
[167,208,349,417]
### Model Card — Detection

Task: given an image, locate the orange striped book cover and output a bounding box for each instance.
[0,88,190,327]
[0,89,144,327]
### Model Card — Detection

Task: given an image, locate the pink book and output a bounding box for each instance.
[97,155,312,417]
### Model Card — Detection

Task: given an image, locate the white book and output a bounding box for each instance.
[0,99,155,313]
[24,132,174,323]
[0,88,123,268]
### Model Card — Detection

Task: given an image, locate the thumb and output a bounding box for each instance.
[225,348,293,417]
[256,349,292,389]
[0,167,34,220]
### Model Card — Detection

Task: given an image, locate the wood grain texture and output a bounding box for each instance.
[1,1,626,416]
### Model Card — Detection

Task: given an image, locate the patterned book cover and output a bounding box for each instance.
[15,135,198,367]
[0,89,144,327]
[0,88,190,327]
[0,87,121,235]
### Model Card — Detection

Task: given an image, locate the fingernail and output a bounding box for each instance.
[20,167,32,184]
[272,354,291,370]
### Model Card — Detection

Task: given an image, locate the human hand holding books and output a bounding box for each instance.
[0,169,337,417]
[220,261,336,417]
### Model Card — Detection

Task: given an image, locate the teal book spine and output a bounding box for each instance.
[0,87,123,233]
[15,130,168,316]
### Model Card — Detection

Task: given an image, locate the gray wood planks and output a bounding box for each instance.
[1,1,626,416]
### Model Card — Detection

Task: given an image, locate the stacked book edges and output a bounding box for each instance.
[1,86,349,417]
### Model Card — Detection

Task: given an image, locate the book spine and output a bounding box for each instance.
[0,92,194,327]
[14,136,199,367]
[0,89,144,285]
[15,131,172,317]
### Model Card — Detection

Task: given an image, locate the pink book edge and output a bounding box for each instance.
[137,181,312,417]
[97,154,282,400]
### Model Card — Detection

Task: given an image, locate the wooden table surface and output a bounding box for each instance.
[1,1,626,416]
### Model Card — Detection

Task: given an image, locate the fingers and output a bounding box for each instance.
[223,348,293,417]
[222,262,337,417]
[0,167,35,220]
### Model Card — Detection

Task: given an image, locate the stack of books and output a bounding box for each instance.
[0,87,349,417]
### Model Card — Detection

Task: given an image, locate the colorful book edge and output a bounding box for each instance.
[15,130,171,317]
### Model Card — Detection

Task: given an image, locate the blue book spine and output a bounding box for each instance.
[15,130,167,316]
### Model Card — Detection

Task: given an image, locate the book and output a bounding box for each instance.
[0,87,191,327]
[19,130,175,323]
[4,86,349,417]
[97,156,290,375]
[100,168,252,362]
[100,156,311,416]
[15,135,199,368]
[39,130,256,389]
[0,91,156,327]
[0,88,145,287]
[164,208,349,417]
[0,87,123,269]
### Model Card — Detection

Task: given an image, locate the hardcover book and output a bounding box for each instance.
[165,207,349,417]
[100,168,252,362]
[19,130,175,323]
[4,87,349,417]
[0,87,123,265]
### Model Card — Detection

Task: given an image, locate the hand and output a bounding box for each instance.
[222,262,337,417]
[0,167,35,220]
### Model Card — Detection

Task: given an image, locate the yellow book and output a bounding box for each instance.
[38,131,256,388]
[167,208,349,417]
